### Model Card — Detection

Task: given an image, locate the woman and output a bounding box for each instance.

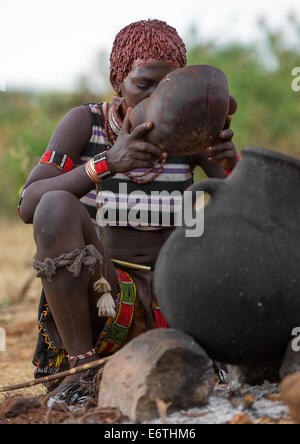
[18,19,239,396]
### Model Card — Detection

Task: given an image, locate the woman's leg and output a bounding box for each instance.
[33,191,118,371]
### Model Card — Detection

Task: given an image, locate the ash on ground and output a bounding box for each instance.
[141,382,289,425]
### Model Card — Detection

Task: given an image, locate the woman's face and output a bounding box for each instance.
[119,61,178,110]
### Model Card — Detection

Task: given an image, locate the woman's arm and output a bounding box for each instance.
[19,105,93,224]
[191,148,228,178]
[191,125,239,178]
[19,106,166,224]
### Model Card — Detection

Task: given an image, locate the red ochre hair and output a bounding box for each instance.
[110,19,187,92]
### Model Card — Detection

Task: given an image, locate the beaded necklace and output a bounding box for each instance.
[103,100,166,185]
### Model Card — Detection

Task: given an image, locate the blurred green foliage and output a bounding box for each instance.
[1,18,300,218]
[188,22,300,161]
[0,87,111,217]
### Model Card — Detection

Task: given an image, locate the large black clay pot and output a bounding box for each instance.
[130,65,230,156]
[154,146,300,365]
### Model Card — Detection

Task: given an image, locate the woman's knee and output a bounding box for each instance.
[33,191,83,247]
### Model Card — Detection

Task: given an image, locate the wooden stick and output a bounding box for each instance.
[0,356,111,393]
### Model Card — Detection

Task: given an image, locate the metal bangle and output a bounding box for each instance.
[85,159,102,184]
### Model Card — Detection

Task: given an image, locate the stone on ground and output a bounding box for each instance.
[98,328,215,422]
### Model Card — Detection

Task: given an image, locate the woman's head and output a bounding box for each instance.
[110,19,187,100]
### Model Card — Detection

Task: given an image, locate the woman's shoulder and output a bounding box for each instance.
[64,102,105,127]
[45,105,93,160]
[57,102,105,146]
[61,105,91,131]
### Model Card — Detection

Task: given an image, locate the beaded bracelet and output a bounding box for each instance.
[39,150,75,173]
[68,347,96,366]
[85,152,114,184]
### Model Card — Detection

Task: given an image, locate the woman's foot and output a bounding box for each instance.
[49,354,103,403]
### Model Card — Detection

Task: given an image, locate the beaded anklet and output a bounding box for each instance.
[68,348,96,367]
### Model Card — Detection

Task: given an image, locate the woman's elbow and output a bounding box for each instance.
[18,203,33,224]
[17,191,34,224]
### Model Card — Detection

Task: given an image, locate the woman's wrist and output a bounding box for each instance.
[85,152,115,184]
[85,159,101,183]
[224,153,241,176]
[105,150,117,174]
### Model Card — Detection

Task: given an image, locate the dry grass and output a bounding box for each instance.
[0,218,46,400]
[0,219,40,305]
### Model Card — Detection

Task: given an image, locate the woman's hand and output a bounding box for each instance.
[205,95,239,172]
[106,108,167,174]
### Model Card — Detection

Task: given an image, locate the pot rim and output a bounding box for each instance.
[242,146,300,170]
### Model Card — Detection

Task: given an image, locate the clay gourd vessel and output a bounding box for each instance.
[130,65,230,156]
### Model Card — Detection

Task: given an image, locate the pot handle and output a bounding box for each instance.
[185,178,224,210]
